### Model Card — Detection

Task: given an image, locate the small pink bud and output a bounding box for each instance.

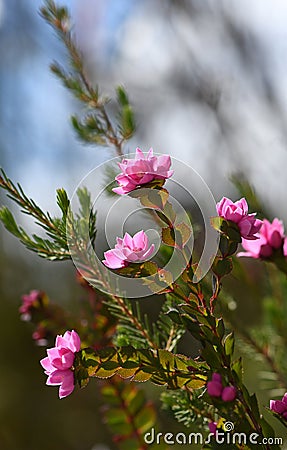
[207,380,223,397]
[208,422,217,434]
[212,373,222,383]
[221,386,237,402]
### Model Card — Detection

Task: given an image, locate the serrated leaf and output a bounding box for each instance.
[117,368,137,379]
[132,371,152,382]
[162,227,176,247]
[175,222,192,247]
[186,378,206,389]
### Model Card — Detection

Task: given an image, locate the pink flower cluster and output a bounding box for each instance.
[216,197,262,240]
[239,218,287,259]
[40,330,81,399]
[270,393,287,420]
[207,373,237,402]
[102,230,155,269]
[113,147,173,195]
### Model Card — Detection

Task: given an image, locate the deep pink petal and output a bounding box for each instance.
[238,218,252,238]
[269,230,283,249]
[259,244,273,258]
[216,197,230,216]
[270,400,286,414]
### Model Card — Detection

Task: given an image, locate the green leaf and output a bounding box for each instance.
[116,85,130,106]
[0,207,21,237]
[231,358,243,381]
[134,405,157,433]
[210,216,226,233]
[216,318,225,340]
[140,189,169,210]
[224,332,235,356]
[175,222,192,247]
[212,257,233,277]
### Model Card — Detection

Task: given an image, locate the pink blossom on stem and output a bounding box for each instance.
[238,218,286,259]
[40,330,81,399]
[270,393,287,420]
[216,197,262,240]
[113,147,173,195]
[102,230,155,269]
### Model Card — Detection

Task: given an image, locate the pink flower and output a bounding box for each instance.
[19,290,41,315]
[102,230,155,269]
[216,197,262,240]
[238,218,286,259]
[113,147,173,195]
[208,422,217,435]
[270,393,287,420]
[207,373,223,397]
[40,330,81,399]
[221,386,237,402]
